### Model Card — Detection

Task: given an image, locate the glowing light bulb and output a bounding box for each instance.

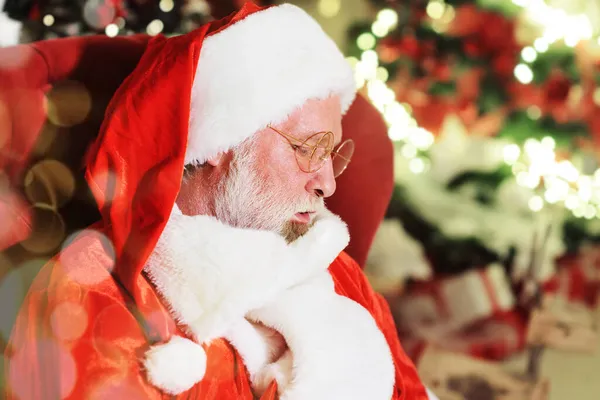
[503,144,521,164]
[426,0,445,20]
[578,176,593,202]
[105,23,119,37]
[388,125,406,141]
[377,9,398,29]
[376,66,389,81]
[43,14,55,27]
[557,160,579,182]
[361,50,378,66]
[159,0,174,12]
[372,21,389,37]
[521,46,537,63]
[409,128,434,150]
[514,64,534,84]
[146,19,164,36]
[409,158,426,174]
[565,195,579,210]
[529,196,544,212]
[357,33,376,50]
[564,35,578,47]
[534,38,549,52]
[317,0,341,18]
[541,136,555,149]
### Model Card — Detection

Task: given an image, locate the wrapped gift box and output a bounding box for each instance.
[543,250,600,309]
[393,263,515,333]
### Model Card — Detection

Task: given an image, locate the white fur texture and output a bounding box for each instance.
[224,319,288,380]
[145,208,349,343]
[186,4,356,165]
[143,336,207,395]
[245,272,395,400]
[144,208,395,398]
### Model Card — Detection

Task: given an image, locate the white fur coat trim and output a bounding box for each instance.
[143,207,395,399]
[187,3,356,165]
[143,335,206,395]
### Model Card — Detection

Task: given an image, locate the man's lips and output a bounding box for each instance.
[292,211,315,224]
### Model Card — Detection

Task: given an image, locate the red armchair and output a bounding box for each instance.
[0,34,393,267]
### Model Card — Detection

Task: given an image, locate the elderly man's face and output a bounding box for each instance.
[178,96,342,242]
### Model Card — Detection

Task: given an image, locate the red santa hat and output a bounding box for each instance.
[85,2,355,306]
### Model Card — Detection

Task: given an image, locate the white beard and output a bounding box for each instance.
[213,146,323,242]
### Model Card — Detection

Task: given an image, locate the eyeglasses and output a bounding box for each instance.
[268,125,355,178]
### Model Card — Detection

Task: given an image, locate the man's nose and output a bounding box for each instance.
[305,158,336,198]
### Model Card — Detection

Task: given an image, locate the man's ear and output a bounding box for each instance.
[206,152,225,167]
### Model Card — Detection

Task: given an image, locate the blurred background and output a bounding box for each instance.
[2,0,600,399]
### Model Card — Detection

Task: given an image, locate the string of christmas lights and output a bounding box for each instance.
[348,1,600,219]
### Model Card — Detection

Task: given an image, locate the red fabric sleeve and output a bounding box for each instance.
[330,252,428,400]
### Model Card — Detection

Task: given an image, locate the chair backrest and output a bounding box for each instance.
[0,34,393,268]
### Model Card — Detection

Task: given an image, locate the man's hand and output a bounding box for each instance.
[251,321,288,364]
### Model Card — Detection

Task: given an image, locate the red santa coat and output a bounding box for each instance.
[5,3,429,399]
[5,227,428,399]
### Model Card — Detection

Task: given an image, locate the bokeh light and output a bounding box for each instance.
[20,205,66,255]
[59,229,115,286]
[46,81,92,128]
[105,23,119,37]
[83,0,117,30]
[159,0,175,13]
[146,20,165,36]
[42,14,55,27]
[24,160,76,209]
[8,339,77,399]
[317,0,341,18]
[50,302,89,341]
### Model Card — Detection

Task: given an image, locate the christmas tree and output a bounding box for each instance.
[346,0,600,279]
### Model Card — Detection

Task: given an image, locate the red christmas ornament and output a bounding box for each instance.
[379,35,422,62]
[507,82,544,111]
[544,71,571,107]
[542,70,573,123]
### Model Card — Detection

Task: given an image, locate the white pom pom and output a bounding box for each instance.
[143,336,207,395]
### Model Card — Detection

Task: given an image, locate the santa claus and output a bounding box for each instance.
[5,3,434,399]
